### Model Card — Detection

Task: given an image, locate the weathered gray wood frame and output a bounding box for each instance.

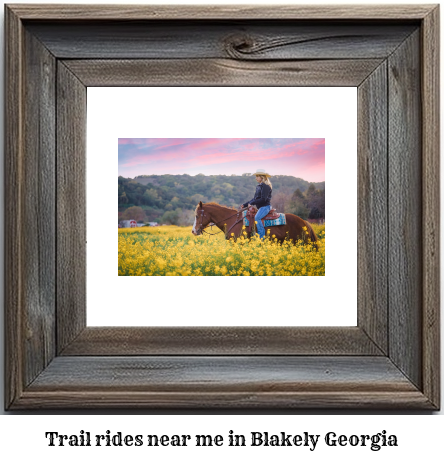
[5,4,440,409]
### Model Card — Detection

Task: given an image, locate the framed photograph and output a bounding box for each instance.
[92,87,356,327]
[5,4,440,409]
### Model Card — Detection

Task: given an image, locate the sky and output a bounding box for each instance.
[118,138,325,182]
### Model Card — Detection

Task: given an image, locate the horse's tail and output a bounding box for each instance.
[305,221,318,250]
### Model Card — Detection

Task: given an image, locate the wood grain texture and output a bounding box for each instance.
[421,6,440,409]
[56,62,87,354]
[21,28,57,387]
[27,22,416,60]
[357,62,388,354]
[13,356,432,409]
[5,4,24,411]
[15,390,433,410]
[61,327,383,356]
[7,4,435,20]
[28,357,418,391]
[388,31,422,389]
[4,5,440,410]
[64,59,384,87]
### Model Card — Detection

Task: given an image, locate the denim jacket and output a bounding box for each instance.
[242,183,272,209]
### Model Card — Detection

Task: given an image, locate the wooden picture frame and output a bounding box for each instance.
[5,4,440,410]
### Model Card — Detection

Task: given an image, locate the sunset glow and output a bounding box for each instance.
[118,138,325,182]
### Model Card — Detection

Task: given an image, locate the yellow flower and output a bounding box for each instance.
[118,223,325,277]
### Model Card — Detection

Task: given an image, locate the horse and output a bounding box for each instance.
[192,201,318,246]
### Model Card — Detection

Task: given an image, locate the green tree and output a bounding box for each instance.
[286,187,310,219]
[306,183,318,197]
[119,174,325,225]
[190,194,205,204]
[293,188,305,200]
[161,209,180,225]
[306,189,325,219]
[143,188,158,205]
[287,199,310,219]
[119,191,129,204]
[222,182,234,191]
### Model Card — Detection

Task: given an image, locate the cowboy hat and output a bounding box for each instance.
[252,168,272,178]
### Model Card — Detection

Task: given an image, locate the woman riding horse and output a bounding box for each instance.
[239,169,273,240]
[192,168,318,247]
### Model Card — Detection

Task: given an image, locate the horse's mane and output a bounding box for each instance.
[194,201,237,215]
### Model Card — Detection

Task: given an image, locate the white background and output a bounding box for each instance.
[87,87,357,326]
[1,415,444,454]
[0,0,442,447]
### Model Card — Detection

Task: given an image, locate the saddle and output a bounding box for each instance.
[245,206,279,234]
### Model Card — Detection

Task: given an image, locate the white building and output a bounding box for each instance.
[120,219,137,228]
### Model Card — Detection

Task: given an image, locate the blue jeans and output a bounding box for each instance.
[255,205,271,239]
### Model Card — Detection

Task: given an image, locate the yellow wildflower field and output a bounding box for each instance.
[118,224,325,276]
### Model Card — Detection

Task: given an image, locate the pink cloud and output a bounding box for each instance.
[119,138,325,181]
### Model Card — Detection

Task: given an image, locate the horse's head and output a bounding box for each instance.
[192,201,213,236]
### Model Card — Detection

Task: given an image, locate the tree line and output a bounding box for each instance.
[118,174,325,226]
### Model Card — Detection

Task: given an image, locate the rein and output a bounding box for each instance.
[197,207,245,239]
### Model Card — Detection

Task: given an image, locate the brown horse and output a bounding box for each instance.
[192,201,318,245]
